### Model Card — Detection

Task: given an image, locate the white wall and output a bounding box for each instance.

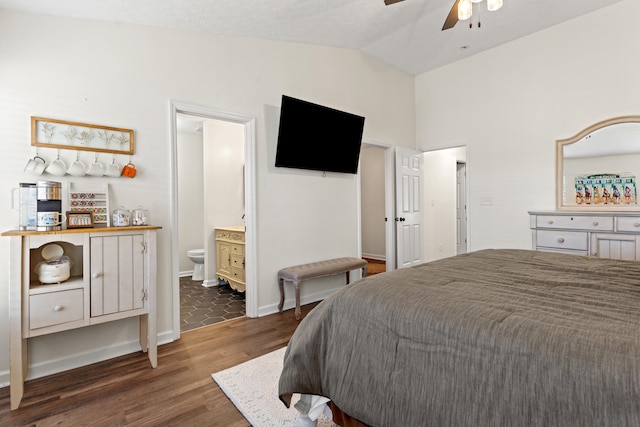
[423,146,467,262]
[0,9,415,385]
[203,119,245,283]
[416,0,640,252]
[177,130,205,274]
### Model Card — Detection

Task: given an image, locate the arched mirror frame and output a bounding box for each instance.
[556,115,640,211]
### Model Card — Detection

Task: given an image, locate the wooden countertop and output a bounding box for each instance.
[2,225,161,237]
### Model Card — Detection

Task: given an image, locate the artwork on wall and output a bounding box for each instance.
[31,116,134,155]
[574,174,637,206]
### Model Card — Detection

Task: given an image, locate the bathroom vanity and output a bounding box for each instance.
[2,225,159,410]
[215,226,246,292]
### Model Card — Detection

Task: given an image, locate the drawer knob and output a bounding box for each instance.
[54,305,63,312]
[547,220,554,224]
[635,223,640,228]
[557,237,565,243]
[592,222,599,226]
[92,273,100,279]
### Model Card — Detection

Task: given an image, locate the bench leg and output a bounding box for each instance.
[346,271,350,284]
[294,280,302,320]
[278,278,285,313]
[362,265,368,278]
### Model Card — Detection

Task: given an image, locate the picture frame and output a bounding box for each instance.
[31,116,134,155]
[66,211,95,229]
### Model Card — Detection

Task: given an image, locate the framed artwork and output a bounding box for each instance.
[31,116,134,155]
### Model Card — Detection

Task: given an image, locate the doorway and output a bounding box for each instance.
[359,141,395,272]
[170,101,257,340]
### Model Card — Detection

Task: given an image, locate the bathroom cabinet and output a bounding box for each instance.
[215,226,246,292]
[2,226,159,410]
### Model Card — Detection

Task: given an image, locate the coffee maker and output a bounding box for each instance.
[36,181,63,231]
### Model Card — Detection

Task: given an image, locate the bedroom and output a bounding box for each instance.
[1,0,639,422]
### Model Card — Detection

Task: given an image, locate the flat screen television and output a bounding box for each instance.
[275,95,365,174]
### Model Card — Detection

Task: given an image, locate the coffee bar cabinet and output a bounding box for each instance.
[2,226,159,410]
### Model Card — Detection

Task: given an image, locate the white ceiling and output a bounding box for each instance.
[0,0,623,75]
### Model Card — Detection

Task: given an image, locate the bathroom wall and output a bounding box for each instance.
[177,129,205,274]
[360,145,386,259]
[203,119,245,284]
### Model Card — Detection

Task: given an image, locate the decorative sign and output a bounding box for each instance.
[31,116,134,155]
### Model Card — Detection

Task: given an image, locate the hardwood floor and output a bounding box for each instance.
[0,302,320,426]
[363,258,385,276]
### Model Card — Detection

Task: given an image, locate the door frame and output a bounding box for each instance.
[357,139,395,271]
[169,100,257,340]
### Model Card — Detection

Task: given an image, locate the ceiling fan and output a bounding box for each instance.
[384,0,502,31]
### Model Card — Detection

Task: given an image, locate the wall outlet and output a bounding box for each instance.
[480,197,493,205]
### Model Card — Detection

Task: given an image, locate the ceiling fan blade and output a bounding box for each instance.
[442,0,460,30]
[384,0,405,5]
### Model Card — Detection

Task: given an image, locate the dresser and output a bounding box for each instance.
[2,226,159,410]
[529,211,640,260]
[215,226,246,292]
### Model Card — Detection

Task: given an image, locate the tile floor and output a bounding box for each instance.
[180,276,245,332]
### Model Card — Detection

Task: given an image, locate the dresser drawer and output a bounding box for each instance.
[230,266,245,282]
[30,289,84,330]
[536,215,613,231]
[535,230,588,251]
[230,254,244,269]
[617,217,640,233]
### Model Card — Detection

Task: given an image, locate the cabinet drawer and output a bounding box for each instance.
[536,230,588,251]
[230,254,244,269]
[30,289,84,330]
[617,217,640,233]
[536,215,613,231]
[230,266,245,282]
[230,244,244,256]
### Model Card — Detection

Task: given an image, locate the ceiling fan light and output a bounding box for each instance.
[458,0,473,20]
[487,0,503,12]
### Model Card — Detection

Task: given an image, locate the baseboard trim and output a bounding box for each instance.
[362,253,386,261]
[257,286,339,317]
[0,330,176,389]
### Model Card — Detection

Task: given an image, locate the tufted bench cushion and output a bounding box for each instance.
[278,257,368,320]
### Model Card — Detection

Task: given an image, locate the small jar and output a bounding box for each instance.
[112,207,131,227]
[132,206,149,226]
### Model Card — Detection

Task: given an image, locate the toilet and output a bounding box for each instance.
[187,249,205,281]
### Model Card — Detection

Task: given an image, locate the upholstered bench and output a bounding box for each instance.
[278,257,368,320]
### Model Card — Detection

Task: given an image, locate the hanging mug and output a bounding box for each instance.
[121,162,137,178]
[24,155,46,176]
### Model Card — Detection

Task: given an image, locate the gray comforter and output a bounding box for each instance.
[278,249,640,426]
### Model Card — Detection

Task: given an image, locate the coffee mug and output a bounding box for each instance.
[45,157,67,176]
[105,160,122,177]
[67,158,87,177]
[37,211,66,227]
[24,155,46,176]
[121,162,137,178]
[87,158,105,177]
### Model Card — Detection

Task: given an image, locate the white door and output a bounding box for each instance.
[395,147,424,268]
[456,162,468,254]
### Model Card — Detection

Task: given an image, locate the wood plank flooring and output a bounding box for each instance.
[0,302,320,426]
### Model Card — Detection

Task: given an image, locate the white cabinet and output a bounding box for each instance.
[530,211,640,260]
[3,226,159,410]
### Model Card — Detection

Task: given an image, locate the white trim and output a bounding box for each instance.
[169,100,257,341]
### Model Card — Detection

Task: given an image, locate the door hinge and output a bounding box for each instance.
[141,241,148,253]
[142,288,148,301]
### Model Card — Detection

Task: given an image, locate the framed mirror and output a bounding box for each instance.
[557,116,640,211]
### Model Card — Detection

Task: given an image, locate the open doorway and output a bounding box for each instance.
[170,101,256,340]
[359,141,395,274]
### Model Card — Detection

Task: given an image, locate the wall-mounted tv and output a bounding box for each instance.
[275,95,366,174]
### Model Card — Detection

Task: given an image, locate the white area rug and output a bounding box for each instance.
[212,347,337,427]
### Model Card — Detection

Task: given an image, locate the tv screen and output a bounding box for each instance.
[275,95,365,174]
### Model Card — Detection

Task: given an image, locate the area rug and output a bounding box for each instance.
[212,347,337,427]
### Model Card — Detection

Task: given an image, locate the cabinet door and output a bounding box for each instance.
[591,233,639,261]
[91,234,145,317]
[217,241,231,276]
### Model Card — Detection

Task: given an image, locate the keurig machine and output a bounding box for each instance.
[36,181,63,231]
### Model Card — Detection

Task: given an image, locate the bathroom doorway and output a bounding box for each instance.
[170,101,256,339]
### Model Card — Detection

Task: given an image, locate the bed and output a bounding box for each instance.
[278,249,640,427]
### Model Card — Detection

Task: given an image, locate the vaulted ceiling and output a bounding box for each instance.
[0,0,623,75]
